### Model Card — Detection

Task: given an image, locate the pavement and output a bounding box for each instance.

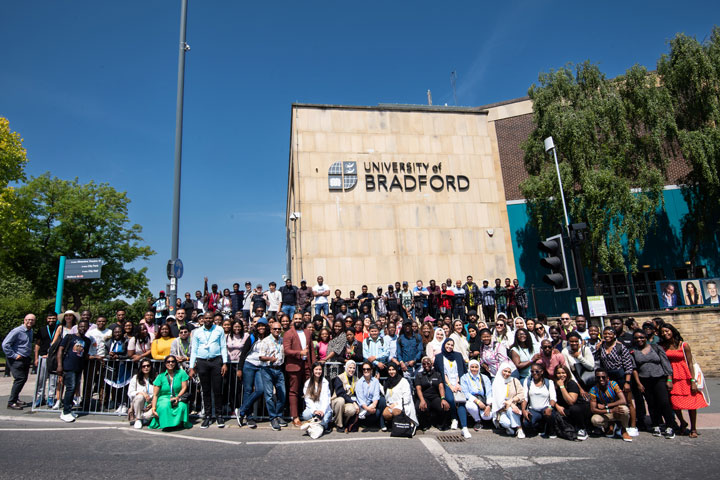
[2,374,720,479]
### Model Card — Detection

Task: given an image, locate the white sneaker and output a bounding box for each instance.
[627,427,639,437]
[461,427,472,439]
[134,420,143,429]
[51,400,61,410]
[516,428,526,439]
[60,413,75,423]
[450,419,458,430]
[73,396,81,407]
[119,405,128,415]
[505,427,514,436]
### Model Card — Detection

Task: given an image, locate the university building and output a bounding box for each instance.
[285,98,718,316]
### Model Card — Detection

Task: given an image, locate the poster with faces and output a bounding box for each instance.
[702,279,720,305]
[680,280,704,306]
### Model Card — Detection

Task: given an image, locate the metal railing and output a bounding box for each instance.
[32,358,346,420]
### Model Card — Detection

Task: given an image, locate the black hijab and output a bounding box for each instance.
[383,365,403,391]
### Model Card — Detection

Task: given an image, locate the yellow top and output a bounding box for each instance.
[151,336,174,360]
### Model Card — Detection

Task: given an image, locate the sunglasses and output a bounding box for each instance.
[362,368,372,371]
[165,360,177,364]
[141,365,151,368]
[271,327,281,331]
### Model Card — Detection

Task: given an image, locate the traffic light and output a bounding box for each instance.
[538,234,570,291]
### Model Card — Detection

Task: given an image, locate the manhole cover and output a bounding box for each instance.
[436,434,465,443]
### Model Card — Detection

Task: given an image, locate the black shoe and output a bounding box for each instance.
[247,417,257,429]
[217,416,225,428]
[277,418,288,427]
[336,426,345,433]
[271,418,281,431]
[201,417,212,429]
[7,403,23,410]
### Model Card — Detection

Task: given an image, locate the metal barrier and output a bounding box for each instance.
[32,357,347,420]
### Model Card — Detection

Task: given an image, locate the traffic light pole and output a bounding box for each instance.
[569,230,591,319]
[545,137,591,319]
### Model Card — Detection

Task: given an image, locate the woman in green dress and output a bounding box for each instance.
[150,355,191,429]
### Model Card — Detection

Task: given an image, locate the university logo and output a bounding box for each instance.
[328,161,358,192]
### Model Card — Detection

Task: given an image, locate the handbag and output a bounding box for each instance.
[682,343,710,405]
[390,401,415,438]
[452,391,467,404]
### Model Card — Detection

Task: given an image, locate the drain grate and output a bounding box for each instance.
[436,434,465,443]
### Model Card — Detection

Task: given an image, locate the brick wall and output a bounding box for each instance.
[621,309,720,376]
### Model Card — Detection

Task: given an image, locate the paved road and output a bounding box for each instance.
[2,413,720,480]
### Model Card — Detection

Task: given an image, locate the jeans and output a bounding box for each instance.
[360,396,387,429]
[522,407,552,435]
[35,357,58,405]
[445,385,468,428]
[239,363,265,418]
[196,357,223,418]
[8,357,31,405]
[315,303,329,316]
[62,370,81,415]
[281,305,296,319]
[260,367,286,419]
[301,406,332,428]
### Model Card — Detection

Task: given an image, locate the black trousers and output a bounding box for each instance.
[638,376,675,428]
[482,305,495,324]
[197,357,223,417]
[415,396,447,429]
[8,356,31,404]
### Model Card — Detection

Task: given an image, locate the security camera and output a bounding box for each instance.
[289,213,297,221]
[184,43,191,52]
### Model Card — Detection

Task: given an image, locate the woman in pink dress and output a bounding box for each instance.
[660,323,708,438]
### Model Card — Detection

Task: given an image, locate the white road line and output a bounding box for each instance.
[247,435,394,445]
[0,427,120,432]
[419,437,468,480]
[0,415,124,426]
[119,427,244,445]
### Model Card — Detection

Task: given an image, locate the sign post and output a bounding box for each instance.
[54,257,103,313]
[55,256,66,314]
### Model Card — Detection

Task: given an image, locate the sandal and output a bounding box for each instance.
[689,430,698,438]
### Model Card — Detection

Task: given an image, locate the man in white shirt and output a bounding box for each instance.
[258,321,287,431]
[242,281,253,321]
[265,282,282,321]
[312,276,331,316]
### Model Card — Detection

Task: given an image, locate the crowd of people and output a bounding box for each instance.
[2,274,709,441]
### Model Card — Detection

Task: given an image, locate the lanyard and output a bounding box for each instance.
[471,375,484,395]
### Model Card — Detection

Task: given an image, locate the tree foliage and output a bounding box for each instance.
[0,174,155,310]
[521,61,676,277]
[0,117,27,190]
[658,27,720,267]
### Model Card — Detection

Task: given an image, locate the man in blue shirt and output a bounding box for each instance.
[2,314,36,410]
[395,320,423,385]
[363,325,389,375]
[190,311,228,429]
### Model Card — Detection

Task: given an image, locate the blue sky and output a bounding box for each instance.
[1,0,717,298]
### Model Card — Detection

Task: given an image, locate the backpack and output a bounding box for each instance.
[46,327,65,374]
[551,410,578,441]
[390,401,416,438]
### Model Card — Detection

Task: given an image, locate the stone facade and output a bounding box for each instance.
[286,104,518,296]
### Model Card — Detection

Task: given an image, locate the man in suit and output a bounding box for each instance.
[283,312,315,426]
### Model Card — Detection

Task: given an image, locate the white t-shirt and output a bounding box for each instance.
[297,329,308,360]
[313,284,330,305]
[266,290,282,311]
[524,378,557,410]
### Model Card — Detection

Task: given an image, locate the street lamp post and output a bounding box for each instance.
[168,0,190,314]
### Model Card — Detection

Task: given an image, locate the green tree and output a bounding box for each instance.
[1,174,155,309]
[520,61,677,280]
[658,28,720,270]
[0,117,28,189]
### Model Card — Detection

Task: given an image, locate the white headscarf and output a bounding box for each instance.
[491,361,517,415]
[428,327,446,358]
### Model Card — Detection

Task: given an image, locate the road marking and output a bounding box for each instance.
[247,435,394,445]
[0,427,120,432]
[0,415,123,426]
[419,437,468,480]
[119,427,244,445]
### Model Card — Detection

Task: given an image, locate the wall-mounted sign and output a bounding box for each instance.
[329,160,470,193]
